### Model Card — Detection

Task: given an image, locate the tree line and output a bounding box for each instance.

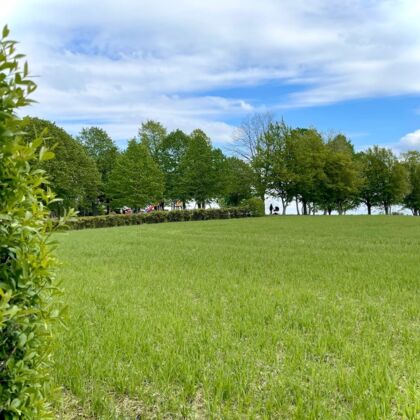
[21,114,420,216]
[234,113,420,216]
[22,118,254,215]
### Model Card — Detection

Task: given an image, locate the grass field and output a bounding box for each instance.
[54,216,420,418]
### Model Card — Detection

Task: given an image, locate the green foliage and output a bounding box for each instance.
[139,120,167,162]
[285,128,326,214]
[222,157,254,206]
[0,26,70,418]
[402,151,420,215]
[21,117,101,215]
[359,146,409,214]
[241,197,265,216]
[178,129,223,208]
[77,126,119,184]
[253,121,295,213]
[107,139,164,209]
[67,206,254,230]
[158,129,191,204]
[320,134,361,214]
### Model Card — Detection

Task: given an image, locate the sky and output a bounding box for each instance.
[3,0,420,152]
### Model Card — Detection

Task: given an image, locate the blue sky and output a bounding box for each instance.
[4,0,420,153]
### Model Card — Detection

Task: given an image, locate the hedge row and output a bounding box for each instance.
[66,206,259,230]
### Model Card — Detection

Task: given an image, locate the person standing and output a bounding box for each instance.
[269,203,273,215]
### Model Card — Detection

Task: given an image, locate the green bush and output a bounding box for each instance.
[143,210,168,224]
[167,210,184,222]
[0,26,71,418]
[67,205,257,230]
[241,198,265,217]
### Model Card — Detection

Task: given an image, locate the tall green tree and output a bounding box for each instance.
[359,146,409,214]
[286,128,326,215]
[178,129,221,208]
[77,126,119,184]
[402,151,420,215]
[107,139,164,209]
[139,120,167,162]
[222,157,254,206]
[253,121,295,214]
[320,134,361,214]
[21,117,101,215]
[157,129,190,206]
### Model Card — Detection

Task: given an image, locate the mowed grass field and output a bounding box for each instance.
[54,216,420,418]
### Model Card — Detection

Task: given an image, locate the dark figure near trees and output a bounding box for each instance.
[269,203,273,215]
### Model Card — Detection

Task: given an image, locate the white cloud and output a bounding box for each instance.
[5,0,420,145]
[396,129,420,152]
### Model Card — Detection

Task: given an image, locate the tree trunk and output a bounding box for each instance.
[328,208,332,215]
[281,197,288,215]
[302,200,308,215]
[295,198,300,216]
[367,203,372,215]
[384,204,389,215]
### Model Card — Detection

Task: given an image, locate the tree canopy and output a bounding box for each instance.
[107,138,164,209]
[14,113,420,216]
[21,117,101,215]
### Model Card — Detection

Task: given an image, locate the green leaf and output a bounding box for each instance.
[39,146,55,162]
[2,25,10,39]
[18,333,27,348]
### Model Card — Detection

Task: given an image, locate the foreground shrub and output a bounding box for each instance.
[0,26,69,418]
[67,205,257,230]
[241,197,265,217]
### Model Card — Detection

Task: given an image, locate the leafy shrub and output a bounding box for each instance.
[0,26,71,418]
[167,210,185,222]
[143,210,168,224]
[241,198,265,217]
[190,209,207,221]
[67,205,258,230]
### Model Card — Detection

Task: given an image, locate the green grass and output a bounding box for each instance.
[54,216,420,418]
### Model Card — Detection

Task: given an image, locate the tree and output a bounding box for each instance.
[107,139,164,209]
[77,127,119,184]
[21,117,101,215]
[320,134,361,215]
[232,112,273,200]
[138,120,167,162]
[157,129,190,206]
[77,126,119,212]
[253,121,295,214]
[359,146,409,215]
[402,151,420,215]
[178,129,221,208]
[222,157,254,206]
[285,128,326,215]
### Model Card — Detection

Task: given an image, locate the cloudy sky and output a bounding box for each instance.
[4,0,420,151]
